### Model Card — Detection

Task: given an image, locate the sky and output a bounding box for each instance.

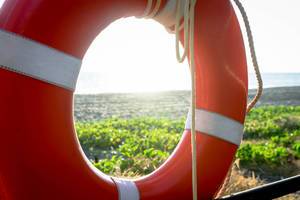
[0,0,299,93]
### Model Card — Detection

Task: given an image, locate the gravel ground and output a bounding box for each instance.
[74,86,300,121]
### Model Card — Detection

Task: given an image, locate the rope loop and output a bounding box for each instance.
[141,1,198,199]
[232,0,263,113]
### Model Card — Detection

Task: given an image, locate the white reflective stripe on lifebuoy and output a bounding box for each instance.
[113,178,139,200]
[0,29,81,90]
[154,0,186,29]
[185,109,244,146]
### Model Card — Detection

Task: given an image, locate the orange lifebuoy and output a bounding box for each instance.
[0,0,247,199]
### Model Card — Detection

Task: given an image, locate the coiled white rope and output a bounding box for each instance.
[138,1,198,198]
[176,1,198,200]
[174,1,198,199]
[139,0,263,199]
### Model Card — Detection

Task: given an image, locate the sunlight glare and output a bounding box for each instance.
[77,18,190,94]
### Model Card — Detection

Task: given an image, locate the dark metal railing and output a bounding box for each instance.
[218,175,300,200]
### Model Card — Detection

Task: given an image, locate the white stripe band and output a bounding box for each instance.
[185,109,244,146]
[153,0,186,29]
[0,29,82,90]
[113,178,139,200]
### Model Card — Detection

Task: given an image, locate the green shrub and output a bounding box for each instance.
[76,106,300,176]
[237,143,289,166]
[244,106,300,139]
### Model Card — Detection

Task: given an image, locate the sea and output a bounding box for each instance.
[75,73,300,94]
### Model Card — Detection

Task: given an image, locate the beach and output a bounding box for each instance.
[74,86,300,121]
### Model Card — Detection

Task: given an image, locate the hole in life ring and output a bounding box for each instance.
[74,17,191,178]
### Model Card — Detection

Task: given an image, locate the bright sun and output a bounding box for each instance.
[76,18,190,94]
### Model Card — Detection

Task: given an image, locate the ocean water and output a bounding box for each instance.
[75,73,300,94]
[249,73,300,89]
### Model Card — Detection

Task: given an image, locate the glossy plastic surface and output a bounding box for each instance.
[0,0,247,199]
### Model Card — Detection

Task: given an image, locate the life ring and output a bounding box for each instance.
[0,0,247,199]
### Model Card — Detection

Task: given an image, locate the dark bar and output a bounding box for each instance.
[218,175,300,200]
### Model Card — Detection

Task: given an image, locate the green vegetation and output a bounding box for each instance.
[76,106,300,176]
[76,118,183,175]
[239,106,300,168]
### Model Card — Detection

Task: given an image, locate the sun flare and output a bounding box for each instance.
[77,18,190,94]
